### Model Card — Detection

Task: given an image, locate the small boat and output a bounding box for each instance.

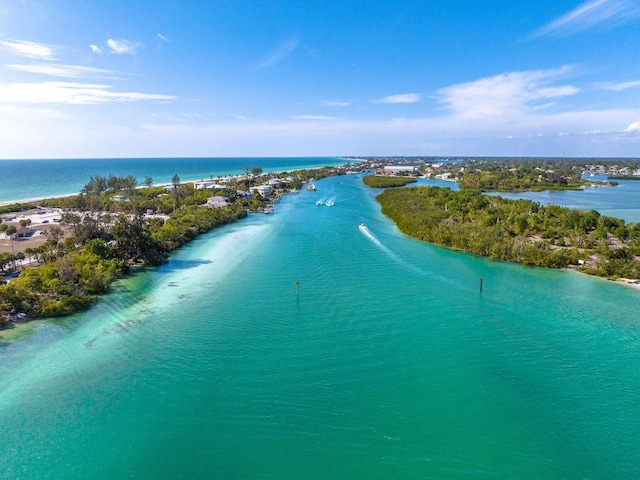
[306,184,316,191]
[316,200,323,206]
[358,223,367,231]
[325,200,334,207]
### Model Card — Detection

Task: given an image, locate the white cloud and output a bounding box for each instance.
[157,33,170,42]
[373,93,421,104]
[7,63,122,79]
[257,38,300,69]
[624,121,640,132]
[321,100,350,107]
[0,81,176,104]
[531,0,640,38]
[0,39,57,60]
[106,38,139,55]
[3,104,640,159]
[293,115,336,121]
[436,66,579,119]
[90,44,102,54]
[602,80,640,91]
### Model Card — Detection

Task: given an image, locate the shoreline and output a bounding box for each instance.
[1,162,365,332]
[0,158,354,206]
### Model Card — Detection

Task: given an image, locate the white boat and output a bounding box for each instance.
[316,200,323,206]
[307,184,316,191]
[358,223,367,231]
[325,200,334,207]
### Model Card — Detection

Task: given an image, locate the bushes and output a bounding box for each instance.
[363,175,417,188]
[377,186,640,278]
[0,250,126,317]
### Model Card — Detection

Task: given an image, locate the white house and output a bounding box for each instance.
[194,180,227,190]
[112,195,130,202]
[250,184,273,196]
[383,165,417,174]
[206,196,231,208]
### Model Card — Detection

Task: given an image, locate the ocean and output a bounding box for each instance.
[1,163,640,478]
[0,157,348,204]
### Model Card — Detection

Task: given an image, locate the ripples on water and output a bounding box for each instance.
[1,174,640,478]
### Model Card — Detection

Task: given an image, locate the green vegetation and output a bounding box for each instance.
[1,166,352,324]
[363,175,417,188]
[458,160,589,191]
[0,175,248,322]
[609,175,640,181]
[377,186,640,279]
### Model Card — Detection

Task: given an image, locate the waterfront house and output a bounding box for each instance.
[206,196,231,208]
[193,180,227,190]
[250,185,273,196]
[384,165,417,174]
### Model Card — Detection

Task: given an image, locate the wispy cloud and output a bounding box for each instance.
[373,93,421,104]
[436,66,579,119]
[0,81,176,104]
[530,0,640,38]
[90,44,102,54]
[0,39,57,60]
[106,38,140,55]
[601,80,640,91]
[257,38,300,69]
[157,33,170,43]
[7,63,123,79]
[293,115,336,121]
[321,100,350,107]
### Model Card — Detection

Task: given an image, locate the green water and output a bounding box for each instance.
[2,174,640,479]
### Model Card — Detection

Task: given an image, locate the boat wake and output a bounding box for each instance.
[359,224,428,277]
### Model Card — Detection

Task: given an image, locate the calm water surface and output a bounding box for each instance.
[1,173,640,478]
[0,157,347,203]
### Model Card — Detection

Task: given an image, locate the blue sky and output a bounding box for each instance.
[1,0,640,159]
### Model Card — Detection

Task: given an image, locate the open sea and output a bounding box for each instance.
[0,157,348,204]
[1,159,640,478]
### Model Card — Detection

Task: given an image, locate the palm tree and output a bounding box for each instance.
[4,225,17,258]
[172,174,181,211]
[25,247,34,266]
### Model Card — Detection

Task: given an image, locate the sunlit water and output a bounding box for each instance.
[1,173,640,478]
[492,175,640,223]
[0,157,348,203]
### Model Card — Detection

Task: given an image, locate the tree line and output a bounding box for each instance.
[376,186,640,279]
[1,167,346,323]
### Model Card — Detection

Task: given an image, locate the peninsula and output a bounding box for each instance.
[0,162,366,326]
[361,156,640,283]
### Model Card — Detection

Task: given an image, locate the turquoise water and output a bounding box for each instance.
[2,174,640,478]
[494,175,640,223]
[0,157,348,203]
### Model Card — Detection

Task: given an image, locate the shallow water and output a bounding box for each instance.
[0,156,347,203]
[1,173,640,478]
